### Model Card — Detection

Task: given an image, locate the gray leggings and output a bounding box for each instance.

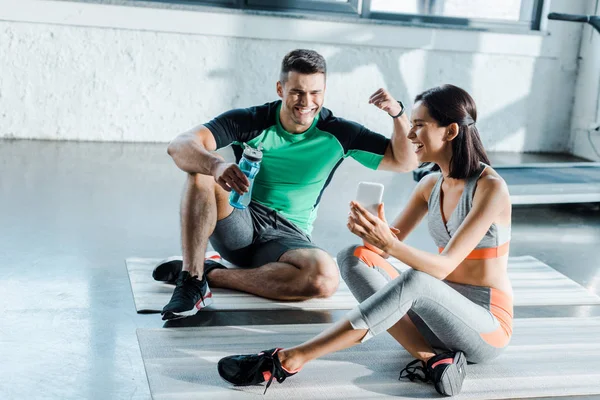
[337,245,512,363]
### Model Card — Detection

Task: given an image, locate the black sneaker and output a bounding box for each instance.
[152,256,183,284]
[399,351,466,396]
[218,348,296,394]
[203,259,228,279]
[161,271,213,320]
[153,254,224,284]
[427,351,466,396]
[399,359,429,383]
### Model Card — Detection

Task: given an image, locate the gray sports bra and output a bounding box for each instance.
[427,163,511,256]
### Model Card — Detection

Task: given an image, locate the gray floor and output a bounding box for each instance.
[1,139,599,400]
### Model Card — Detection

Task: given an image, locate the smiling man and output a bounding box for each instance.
[156,49,418,320]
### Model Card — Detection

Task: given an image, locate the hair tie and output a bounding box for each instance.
[461,115,475,127]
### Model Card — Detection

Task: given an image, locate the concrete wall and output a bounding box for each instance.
[570,1,600,161]
[0,0,589,153]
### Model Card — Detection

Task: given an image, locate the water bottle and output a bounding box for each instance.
[229,143,263,209]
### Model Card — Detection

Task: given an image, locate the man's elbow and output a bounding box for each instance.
[386,145,419,172]
[390,157,419,173]
[398,158,419,172]
[167,137,184,159]
[167,142,176,157]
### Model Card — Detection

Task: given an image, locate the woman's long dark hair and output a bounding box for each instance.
[415,84,490,179]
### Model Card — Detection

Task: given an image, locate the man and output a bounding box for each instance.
[155,49,418,320]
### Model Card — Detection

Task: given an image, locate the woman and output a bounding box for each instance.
[217,84,513,396]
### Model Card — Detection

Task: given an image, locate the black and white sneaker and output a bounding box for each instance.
[427,351,466,396]
[218,348,297,394]
[161,271,213,320]
[399,351,467,396]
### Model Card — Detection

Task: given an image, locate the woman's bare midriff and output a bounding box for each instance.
[444,255,513,296]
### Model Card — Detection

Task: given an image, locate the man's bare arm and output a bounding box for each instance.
[379,112,418,172]
[367,89,418,172]
[167,125,249,194]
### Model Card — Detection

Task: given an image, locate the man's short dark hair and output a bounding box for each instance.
[280,49,327,83]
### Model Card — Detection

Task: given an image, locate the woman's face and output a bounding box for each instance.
[407,101,450,163]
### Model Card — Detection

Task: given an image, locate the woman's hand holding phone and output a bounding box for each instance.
[348,202,400,254]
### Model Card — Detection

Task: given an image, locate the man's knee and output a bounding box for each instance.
[308,263,339,298]
[185,173,232,219]
[186,172,215,192]
[188,153,225,191]
[283,249,340,298]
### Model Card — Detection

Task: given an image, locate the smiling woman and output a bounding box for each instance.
[217,84,514,397]
[410,85,490,179]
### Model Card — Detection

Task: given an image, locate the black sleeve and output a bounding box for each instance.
[349,124,390,156]
[203,103,274,149]
[319,108,389,155]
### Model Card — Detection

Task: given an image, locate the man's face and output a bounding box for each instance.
[277,71,326,130]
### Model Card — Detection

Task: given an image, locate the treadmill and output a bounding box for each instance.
[413,12,600,206]
[492,162,600,205]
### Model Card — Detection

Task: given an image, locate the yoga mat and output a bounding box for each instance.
[126,254,600,313]
[126,252,357,312]
[137,317,600,399]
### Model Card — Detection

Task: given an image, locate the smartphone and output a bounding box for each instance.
[355,182,384,215]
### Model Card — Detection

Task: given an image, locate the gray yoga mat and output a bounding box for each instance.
[126,252,358,312]
[137,317,600,399]
[126,254,600,313]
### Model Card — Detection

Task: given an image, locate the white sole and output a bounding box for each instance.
[162,291,214,319]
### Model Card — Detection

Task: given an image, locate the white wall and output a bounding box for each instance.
[0,0,589,153]
[570,1,600,161]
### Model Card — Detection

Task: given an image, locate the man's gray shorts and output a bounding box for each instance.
[209,201,322,268]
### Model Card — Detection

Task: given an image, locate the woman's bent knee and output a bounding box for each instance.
[401,268,433,288]
[337,245,395,280]
[337,245,361,277]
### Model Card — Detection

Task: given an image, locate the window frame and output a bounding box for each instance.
[246,0,360,15]
[135,0,546,32]
[362,0,545,32]
[141,0,241,8]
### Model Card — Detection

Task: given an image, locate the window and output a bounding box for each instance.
[366,0,544,30]
[372,0,523,21]
[246,0,359,15]
[139,0,545,31]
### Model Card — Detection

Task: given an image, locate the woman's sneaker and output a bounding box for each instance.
[218,348,297,394]
[427,351,467,396]
[399,351,466,396]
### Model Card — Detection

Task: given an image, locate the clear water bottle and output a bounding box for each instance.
[229,143,263,209]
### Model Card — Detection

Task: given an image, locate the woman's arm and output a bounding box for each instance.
[388,173,438,241]
[360,174,435,255]
[348,175,509,279]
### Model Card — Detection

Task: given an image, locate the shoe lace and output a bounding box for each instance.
[173,274,205,304]
[399,359,430,383]
[262,349,287,394]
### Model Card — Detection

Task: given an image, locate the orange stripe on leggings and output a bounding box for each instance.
[479,288,513,348]
[353,246,400,279]
[438,241,510,260]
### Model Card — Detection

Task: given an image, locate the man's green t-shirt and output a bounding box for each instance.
[205,100,390,235]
